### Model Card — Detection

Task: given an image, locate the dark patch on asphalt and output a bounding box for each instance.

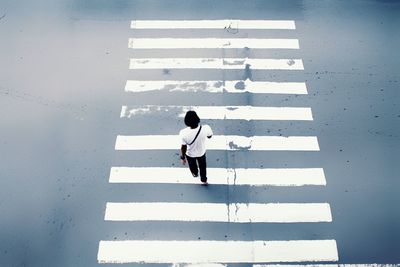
[228,141,251,150]
[224,23,239,34]
[234,81,245,90]
[287,59,295,66]
[244,64,252,80]
[223,59,245,65]
[214,81,224,88]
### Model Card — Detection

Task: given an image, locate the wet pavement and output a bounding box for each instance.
[0,0,399,266]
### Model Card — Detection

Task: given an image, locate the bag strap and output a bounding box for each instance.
[187,126,202,146]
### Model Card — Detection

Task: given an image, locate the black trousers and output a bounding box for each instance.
[186,153,207,181]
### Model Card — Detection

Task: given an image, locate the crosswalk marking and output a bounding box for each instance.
[254,265,400,267]
[97,239,338,263]
[125,80,308,94]
[104,202,332,223]
[129,58,304,70]
[128,38,299,49]
[109,167,327,186]
[115,135,320,151]
[97,17,341,265]
[173,264,400,267]
[172,264,227,267]
[130,20,296,30]
[121,105,313,121]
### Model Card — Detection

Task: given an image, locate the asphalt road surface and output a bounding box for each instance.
[0,0,399,266]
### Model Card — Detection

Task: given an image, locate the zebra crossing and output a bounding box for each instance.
[98,19,338,264]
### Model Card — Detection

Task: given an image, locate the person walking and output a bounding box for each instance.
[179,111,213,184]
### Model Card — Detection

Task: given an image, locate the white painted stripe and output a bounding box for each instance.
[172,264,227,267]
[129,58,304,70]
[115,135,320,151]
[121,105,313,121]
[97,239,338,263]
[173,265,400,267]
[128,38,299,49]
[105,202,332,223]
[254,265,400,267]
[130,20,296,30]
[109,167,326,186]
[125,80,308,94]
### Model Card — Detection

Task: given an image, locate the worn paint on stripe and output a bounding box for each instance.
[120,105,313,121]
[124,80,308,94]
[115,135,320,151]
[128,38,299,49]
[97,239,338,263]
[109,167,326,186]
[130,20,296,30]
[105,202,332,223]
[129,58,304,70]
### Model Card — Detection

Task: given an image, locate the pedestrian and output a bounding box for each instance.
[179,111,213,184]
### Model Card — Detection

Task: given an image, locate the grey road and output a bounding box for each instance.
[0,0,399,266]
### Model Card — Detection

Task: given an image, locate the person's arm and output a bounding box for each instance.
[207,125,213,138]
[180,145,187,165]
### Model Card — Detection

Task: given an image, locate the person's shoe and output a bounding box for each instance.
[192,172,198,177]
[200,177,207,183]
